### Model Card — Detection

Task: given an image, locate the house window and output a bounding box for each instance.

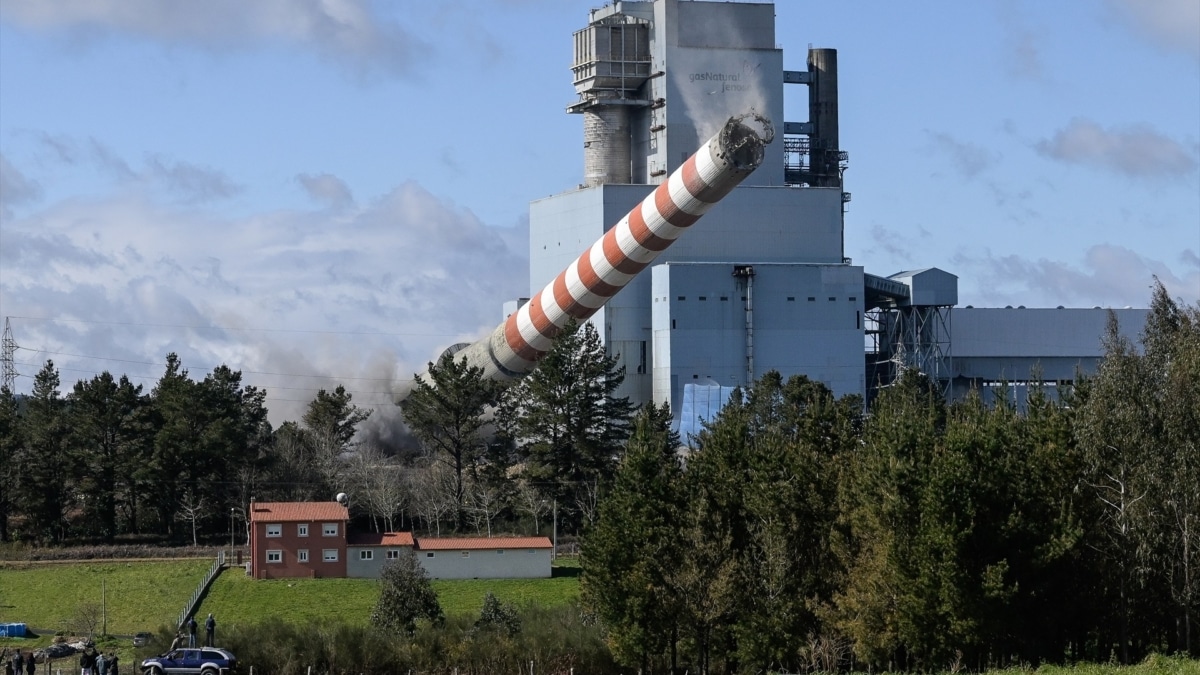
[496,550,504,555]
[266,550,282,563]
[387,549,401,560]
[426,552,435,558]
[360,550,373,561]
[265,524,281,537]
[323,549,338,562]
[528,549,537,554]
[297,524,308,537]
[298,549,309,563]
[461,551,470,558]
[322,523,338,537]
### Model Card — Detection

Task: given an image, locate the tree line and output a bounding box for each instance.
[0,283,1195,672]
[0,320,631,545]
[581,282,1199,672]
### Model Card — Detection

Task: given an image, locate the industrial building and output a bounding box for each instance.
[496,0,1144,433]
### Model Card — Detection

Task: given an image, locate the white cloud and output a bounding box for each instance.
[1035,118,1198,177]
[1107,0,1200,58]
[0,153,42,216]
[297,172,353,207]
[0,0,429,78]
[927,131,998,179]
[952,244,1200,308]
[0,181,528,425]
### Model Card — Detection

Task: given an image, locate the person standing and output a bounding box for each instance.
[21,653,33,675]
[11,650,22,675]
[107,652,119,675]
[95,651,107,675]
[186,616,197,648]
[204,613,216,647]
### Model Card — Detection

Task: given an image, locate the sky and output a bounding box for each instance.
[1,0,1197,429]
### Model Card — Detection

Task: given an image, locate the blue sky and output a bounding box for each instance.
[1,0,1197,426]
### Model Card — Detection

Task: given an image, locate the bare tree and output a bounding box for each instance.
[517,481,551,535]
[409,460,456,536]
[176,490,206,547]
[466,476,503,536]
[344,442,407,532]
[71,601,103,638]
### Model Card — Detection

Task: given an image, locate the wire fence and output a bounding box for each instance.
[176,551,225,631]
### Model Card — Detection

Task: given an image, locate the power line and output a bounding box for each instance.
[8,315,469,338]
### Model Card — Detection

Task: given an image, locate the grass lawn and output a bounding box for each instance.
[2,557,579,644]
[202,560,580,628]
[0,560,211,637]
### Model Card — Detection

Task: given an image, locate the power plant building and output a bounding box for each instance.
[506,0,1145,429]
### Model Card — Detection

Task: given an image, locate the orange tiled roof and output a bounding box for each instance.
[415,536,553,551]
[347,531,415,547]
[248,501,348,523]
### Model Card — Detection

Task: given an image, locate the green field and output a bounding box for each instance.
[0,559,211,636]
[1,558,580,638]
[203,563,580,628]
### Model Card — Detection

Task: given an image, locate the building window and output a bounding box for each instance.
[297,524,308,537]
[527,549,537,554]
[387,549,401,560]
[426,552,435,558]
[298,549,309,563]
[323,549,338,562]
[322,523,338,537]
[677,296,685,301]
[497,549,504,555]
[360,550,373,561]
[265,524,281,537]
[787,297,795,301]
[699,296,706,301]
[461,551,470,558]
[266,550,282,563]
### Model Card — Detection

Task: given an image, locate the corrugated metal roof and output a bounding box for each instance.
[415,536,553,550]
[248,501,348,523]
[346,531,415,547]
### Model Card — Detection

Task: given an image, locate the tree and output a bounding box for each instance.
[474,591,521,636]
[0,386,21,541]
[66,372,149,541]
[371,551,443,634]
[581,402,683,671]
[15,361,71,542]
[302,385,372,452]
[501,320,635,533]
[400,352,502,531]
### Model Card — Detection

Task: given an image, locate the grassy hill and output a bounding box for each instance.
[204,563,581,628]
[1,558,581,638]
[0,559,211,636]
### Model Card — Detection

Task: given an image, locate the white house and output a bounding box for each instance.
[414,536,553,579]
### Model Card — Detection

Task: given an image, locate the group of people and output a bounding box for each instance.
[2,648,37,675]
[169,612,218,650]
[77,648,118,675]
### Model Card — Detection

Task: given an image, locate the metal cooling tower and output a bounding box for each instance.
[451,112,774,382]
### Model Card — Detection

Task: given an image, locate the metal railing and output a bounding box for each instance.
[176,551,225,631]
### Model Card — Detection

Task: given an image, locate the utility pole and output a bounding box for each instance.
[552,500,557,560]
[2,317,17,392]
[101,578,106,636]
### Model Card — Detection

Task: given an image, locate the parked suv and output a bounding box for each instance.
[132,632,152,647]
[141,648,237,675]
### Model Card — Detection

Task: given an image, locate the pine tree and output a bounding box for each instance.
[66,372,148,541]
[0,385,22,541]
[16,361,70,542]
[502,320,634,533]
[400,351,502,531]
[580,402,683,670]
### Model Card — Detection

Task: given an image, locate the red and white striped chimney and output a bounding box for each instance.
[453,112,773,382]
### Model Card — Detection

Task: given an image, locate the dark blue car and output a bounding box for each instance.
[140,648,237,675]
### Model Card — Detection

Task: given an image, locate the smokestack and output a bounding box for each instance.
[446,112,774,383]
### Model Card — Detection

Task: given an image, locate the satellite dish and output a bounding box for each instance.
[336,492,348,505]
